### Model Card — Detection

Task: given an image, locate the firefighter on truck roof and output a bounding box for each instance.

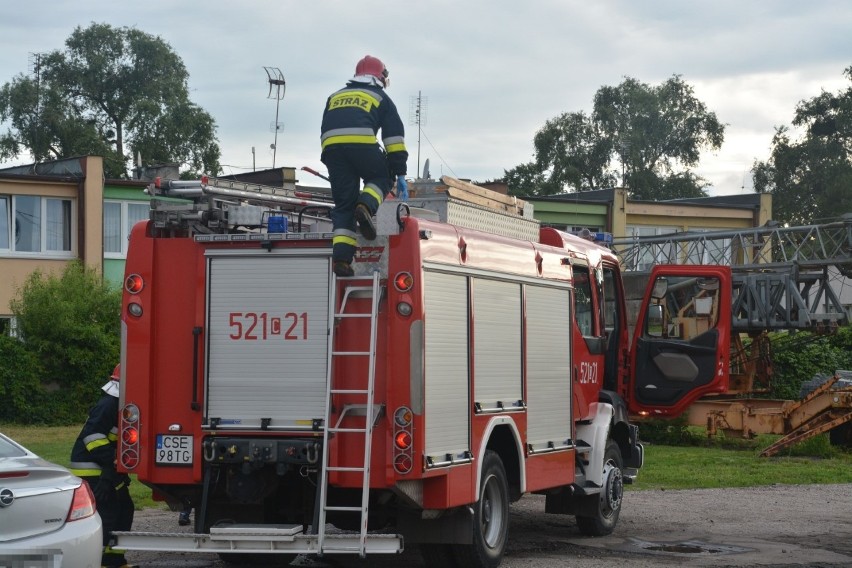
[320,54,409,277]
[69,365,136,568]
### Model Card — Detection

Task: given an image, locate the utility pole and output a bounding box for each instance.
[263,67,286,169]
[409,91,428,178]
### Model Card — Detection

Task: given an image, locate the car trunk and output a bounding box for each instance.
[0,460,77,541]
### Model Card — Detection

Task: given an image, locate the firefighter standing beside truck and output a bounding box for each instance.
[69,365,136,568]
[320,54,408,277]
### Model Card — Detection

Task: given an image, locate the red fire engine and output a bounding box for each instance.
[113,176,730,566]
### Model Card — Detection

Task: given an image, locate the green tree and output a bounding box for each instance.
[505,111,616,196]
[8,261,121,422]
[0,334,48,424]
[0,22,220,178]
[769,327,852,400]
[752,66,852,225]
[506,76,724,199]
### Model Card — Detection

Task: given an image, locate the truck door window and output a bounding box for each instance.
[645,276,720,341]
[573,265,594,337]
[602,267,618,335]
[602,265,622,391]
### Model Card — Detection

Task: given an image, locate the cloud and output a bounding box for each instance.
[1,0,850,195]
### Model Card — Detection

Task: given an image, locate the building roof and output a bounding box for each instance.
[525,187,764,210]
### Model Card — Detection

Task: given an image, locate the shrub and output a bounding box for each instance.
[5,261,121,424]
[637,415,703,446]
[769,327,852,400]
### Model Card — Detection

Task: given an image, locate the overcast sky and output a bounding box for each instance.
[1,1,850,196]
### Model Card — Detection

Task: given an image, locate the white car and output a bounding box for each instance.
[0,432,103,568]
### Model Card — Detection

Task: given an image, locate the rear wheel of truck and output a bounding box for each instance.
[576,439,623,536]
[451,450,509,568]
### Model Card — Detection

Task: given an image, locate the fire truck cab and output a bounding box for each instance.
[113,177,729,566]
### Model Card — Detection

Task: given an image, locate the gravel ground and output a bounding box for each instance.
[124,483,852,567]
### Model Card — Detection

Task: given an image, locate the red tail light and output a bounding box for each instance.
[394,272,414,292]
[122,427,138,445]
[392,406,414,474]
[394,431,412,450]
[67,480,96,521]
[0,471,28,479]
[394,454,413,474]
[120,403,140,470]
[125,274,144,294]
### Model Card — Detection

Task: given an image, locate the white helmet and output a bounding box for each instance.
[101,364,120,398]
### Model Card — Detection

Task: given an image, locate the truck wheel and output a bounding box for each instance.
[452,450,509,568]
[576,439,623,536]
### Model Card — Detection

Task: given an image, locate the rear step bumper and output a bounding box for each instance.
[112,525,403,555]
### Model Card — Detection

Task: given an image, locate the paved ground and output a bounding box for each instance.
[125,483,852,567]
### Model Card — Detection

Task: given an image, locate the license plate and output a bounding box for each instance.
[155,435,193,465]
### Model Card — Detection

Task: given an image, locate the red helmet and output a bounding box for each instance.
[110,364,121,380]
[355,55,389,87]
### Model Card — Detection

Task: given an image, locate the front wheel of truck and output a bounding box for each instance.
[576,439,623,536]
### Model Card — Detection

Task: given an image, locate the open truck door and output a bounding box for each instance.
[628,265,732,417]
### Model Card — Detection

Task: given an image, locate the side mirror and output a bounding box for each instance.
[647,303,664,337]
[651,278,668,300]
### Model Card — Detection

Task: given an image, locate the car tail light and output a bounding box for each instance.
[392,406,414,474]
[120,403,140,470]
[67,480,96,521]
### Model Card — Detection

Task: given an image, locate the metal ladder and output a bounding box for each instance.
[316,271,383,556]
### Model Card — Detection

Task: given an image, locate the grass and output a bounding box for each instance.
[3,424,850,508]
[0,424,165,510]
[633,442,852,490]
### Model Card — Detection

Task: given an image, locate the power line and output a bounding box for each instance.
[418,126,458,179]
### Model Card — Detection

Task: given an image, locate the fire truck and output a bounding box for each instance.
[113,175,733,566]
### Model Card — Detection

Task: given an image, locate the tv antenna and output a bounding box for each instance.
[29,53,44,162]
[263,66,286,168]
[409,91,428,179]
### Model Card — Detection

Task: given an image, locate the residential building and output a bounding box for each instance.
[0,156,105,333]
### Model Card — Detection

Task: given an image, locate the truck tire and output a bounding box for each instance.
[576,440,623,536]
[451,450,509,568]
[420,543,459,567]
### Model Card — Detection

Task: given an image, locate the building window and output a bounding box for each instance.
[0,195,74,257]
[625,226,678,270]
[0,316,17,337]
[683,229,732,265]
[571,226,601,233]
[0,196,9,250]
[105,200,149,257]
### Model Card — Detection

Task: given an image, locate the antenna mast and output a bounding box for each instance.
[28,53,43,162]
[263,67,286,169]
[409,91,428,179]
